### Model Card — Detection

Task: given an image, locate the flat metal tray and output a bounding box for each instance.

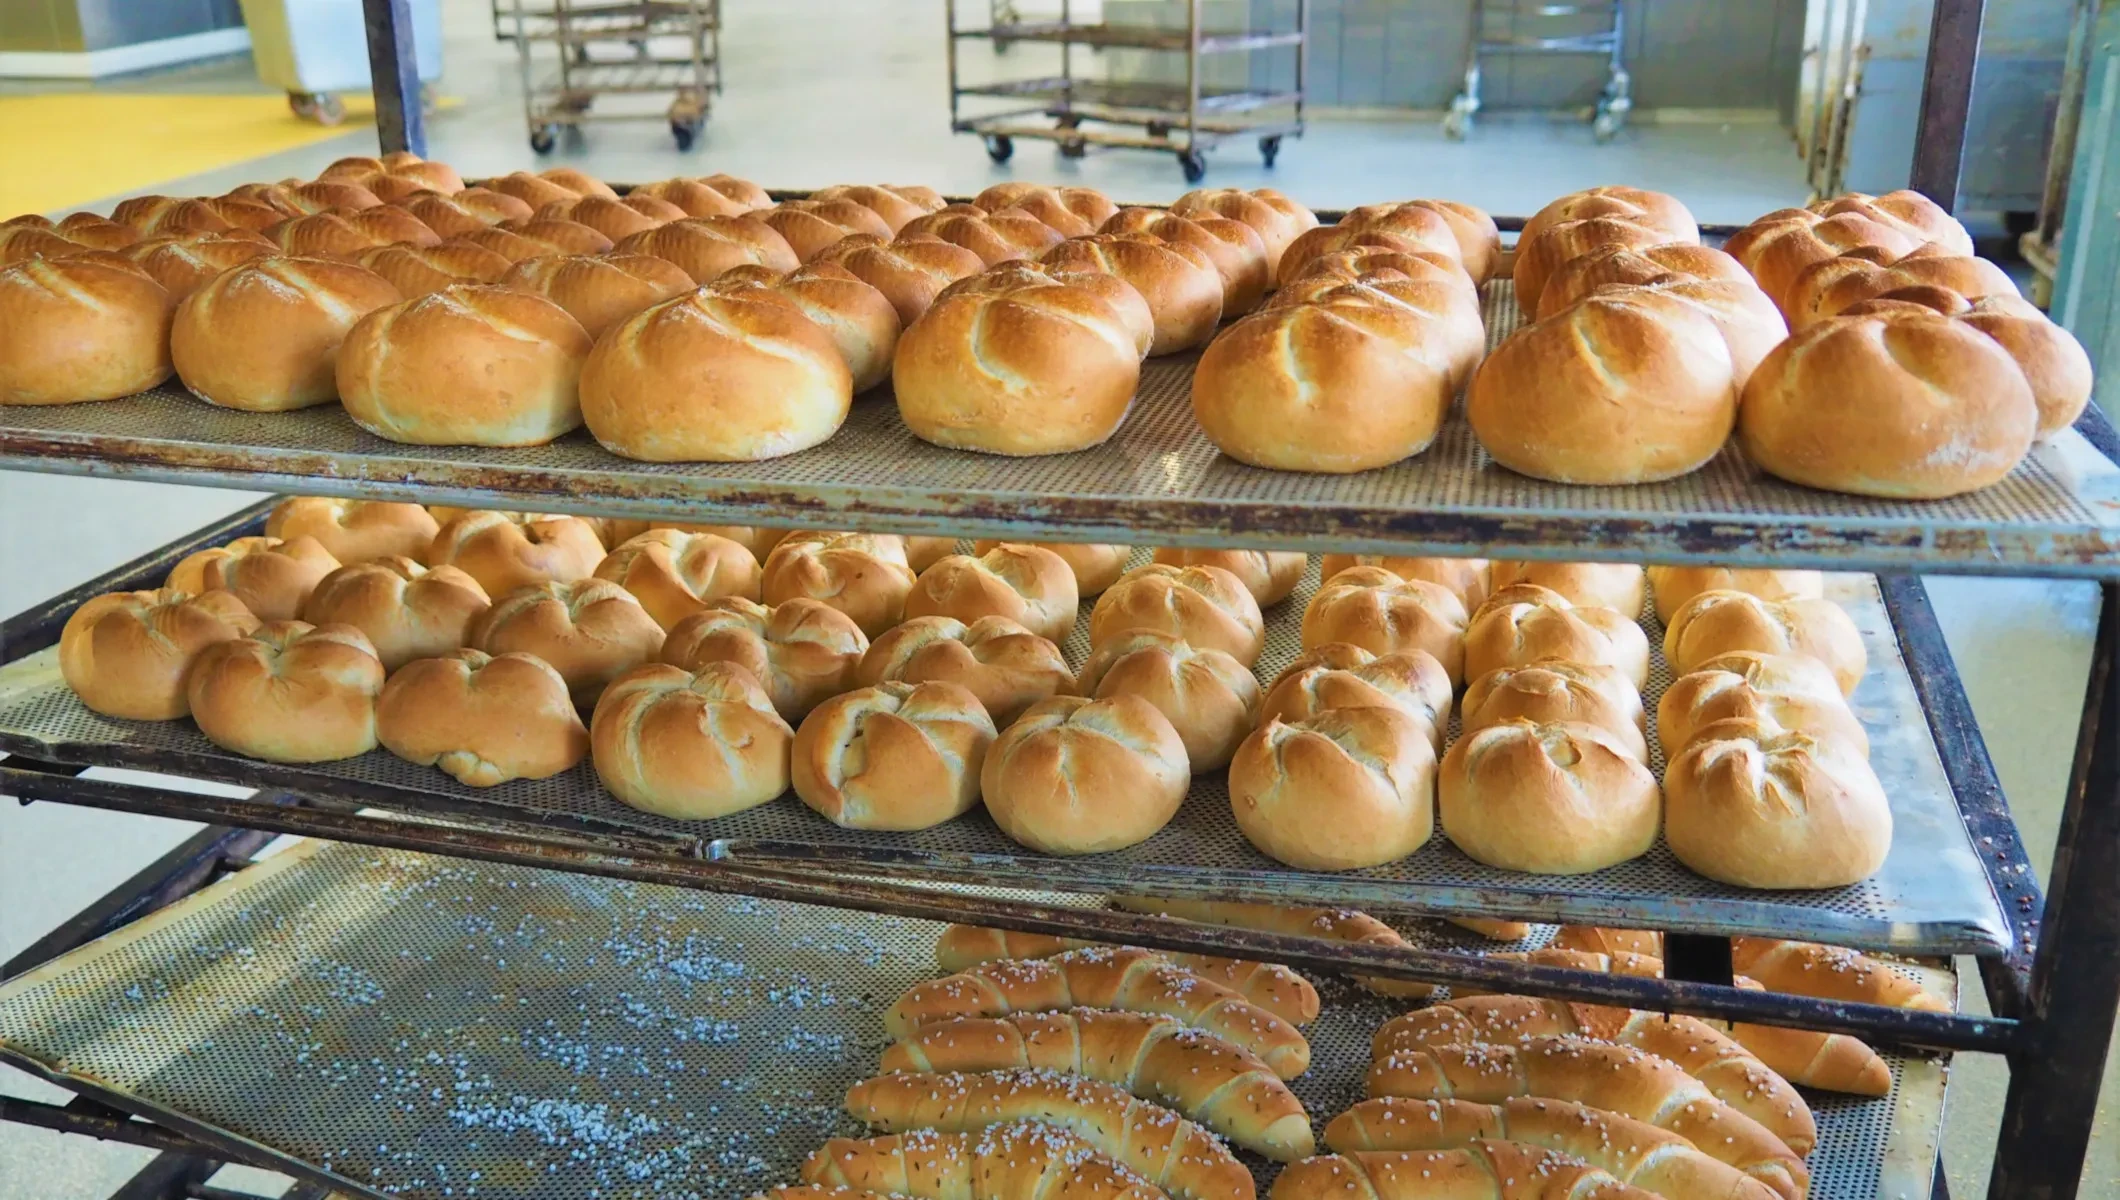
[0,548,2013,955]
[0,839,1950,1200]
[3,283,2117,575]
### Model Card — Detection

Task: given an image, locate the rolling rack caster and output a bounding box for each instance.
[1444,0,1628,142]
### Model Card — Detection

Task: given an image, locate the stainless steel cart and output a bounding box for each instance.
[1443,0,1630,142]
[507,0,720,152]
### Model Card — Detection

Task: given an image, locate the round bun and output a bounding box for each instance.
[377,649,588,785]
[661,596,869,720]
[59,588,259,719]
[858,615,1071,727]
[826,234,987,325]
[426,511,606,596]
[1659,650,1868,758]
[1663,590,1868,695]
[1647,567,1826,624]
[903,536,959,573]
[57,212,145,249]
[1318,556,1490,611]
[355,242,514,297]
[268,497,439,564]
[711,261,901,392]
[126,233,275,302]
[1281,203,1469,283]
[976,541,1130,597]
[1784,251,2016,329]
[498,252,692,338]
[791,680,997,830]
[894,269,1142,456]
[760,199,896,261]
[633,176,773,218]
[0,256,173,404]
[338,285,592,446]
[1488,561,1646,617]
[1812,190,1973,254]
[186,622,384,762]
[471,578,665,708]
[1512,216,1670,314]
[1075,629,1260,771]
[613,215,800,284]
[1462,583,1650,687]
[1102,207,1271,315]
[1091,564,1267,666]
[1722,209,1926,312]
[582,288,853,463]
[1665,718,1892,888]
[1520,187,1700,251]
[1299,568,1468,683]
[1459,660,1648,763]
[979,694,1190,854]
[940,261,1155,359]
[594,529,763,629]
[1439,719,1661,874]
[1957,296,2094,441]
[1534,242,1751,320]
[1257,645,1452,750]
[1168,188,1319,276]
[1230,705,1436,870]
[811,184,943,234]
[976,184,1119,237]
[172,256,401,411]
[167,534,341,622]
[1152,548,1306,607]
[904,545,1080,643]
[590,661,794,820]
[761,533,917,638]
[300,557,490,671]
[897,210,1066,265]
[1039,234,1223,355]
[400,190,535,238]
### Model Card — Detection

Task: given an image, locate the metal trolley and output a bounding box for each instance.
[1444,0,1630,143]
[506,0,721,152]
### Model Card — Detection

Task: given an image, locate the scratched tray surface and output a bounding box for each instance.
[0,547,2012,954]
[0,840,1945,1200]
[2,283,2116,574]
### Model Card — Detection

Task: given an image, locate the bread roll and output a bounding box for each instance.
[187,622,384,762]
[599,522,791,562]
[171,256,400,411]
[1958,295,2095,439]
[791,680,996,830]
[859,614,1071,727]
[973,540,1129,597]
[56,212,142,249]
[981,694,1190,853]
[939,261,1156,358]
[0,225,94,266]
[471,578,665,708]
[125,232,275,301]
[1263,643,1449,738]
[661,596,869,720]
[1231,705,1436,870]
[1282,203,1470,282]
[593,529,762,629]
[1102,207,1272,314]
[167,534,341,622]
[633,175,773,218]
[905,544,1079,642]
[426,510,606,597]
[1040,234,1223,355]
[1534,242,1752,320]
[1513,216,1669,313]
[1147,549,1304,607]
[1520,187,1699,252]
[808,184,940,233]
[1091,564,1266,666]
[1663,589,1867,694]
[1317,556,1490,611]
[709,260,900,391]
[1666,718,1893,888]
[1274,250,1481,322]
[1459,661,1648,762]
[802,1127,1165,1200]
[1784,250,2016,329]
[337,284,592,446]
[1169,187,1318,276]
[1462,583,1649,687]
[899,210,1067,265]
[355,241,513,297]
[761,532,916,637]
[300,557,490,671]
[612,215,799,283]
[527,167,614,200]
[496,252,689,338]
[268,208,437,258]
[1299,568,1468,682]
[487,172,582,209]
[761,198,896,261]
[59,588,260,719]
[972,183,1115,236]
[1487,561,1646,617]
[1647,567,1826,624]
[500,217,615,256]
[534,195,679,241]
[1440,719,1660,873]
[0,255,173,404]
[823,233,986,325]
[375,649,587,785]
[399,189,534,237]
[582,286,852,463]
[1732,937,1949,1012]
[1722,209,1926,311]
[1659,650,1868,756]
[590,661,794,819]
[1812,189,1973,254]
[449,225,559,263]
[112,195,239,235]
[1076,629,1259,770]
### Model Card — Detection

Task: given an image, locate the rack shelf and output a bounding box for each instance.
[956,21,1306,53]
[953,77,1302,115]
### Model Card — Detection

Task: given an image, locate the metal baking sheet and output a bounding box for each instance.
[2,282,2117,576]
[0,548,2013,955]
[0,839,1948,1200]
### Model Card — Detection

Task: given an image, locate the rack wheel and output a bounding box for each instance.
[288,91,346,126]
[672,120,701,150]
[1258,135,1281,168]
[1177,148,1207,184]
[1442,94,1475,141]
[985,134,1014,163]
[1592,103,1627,143]
[530,123,559,154]
[1059,138,1087,159]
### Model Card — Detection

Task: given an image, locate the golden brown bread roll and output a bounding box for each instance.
[976,183,1119,236]
[612,214,799,283]
[536,166,618,199]
[808,184,942,233]
[802,1126,1168,1200]
[1280,203,1471,284]
[171,256,401,411]
[1262,645,1452,750]
[123,232,275,301]
[354,241,514,297]
[761,198,897,261]
[1647,566,1826,624]
[590,661,794,819]
[1533,241,1755,321]
[791,680,997,830]
[858,614,1071,727]
[1732,937,1949,1012]
[929,927,1321,1024]
[59,588,260,719]
[939,261,1156,358]
[499,217,616,256]
[497,252,691,338]
[708,260,901,392]
[599,522,792,562]
[1811,189,1973,254]
[449,225,560,263]
[900,535,959,572]
[1486,561,1645,617]
[55,211,143,249]
[1663,588,1867,694]
[268,208,437,258]
[761,532,916,638]
[1102,207,1271,314]
[899,209,1068,265]
[1459,660,1647,762]
[187,622,384,762]
[981,694,1190,853]
[1512,216,1670,313]
[582,287,853,463]
[167,534,341,622]
[111,196,236,237]
[1231,705,1436,870]
[471,578,665,708]
[904,544,1079,643]
[1958,295,2095,440]
[1091,563,1266,666]
[426,510,606,597]
[1666,719,1893,888]
[398,188,534,237]
[973,540,1129,597]
[1439,719,1660,873]
[632,175,773,218]
[1520,186,1699,251]
[593,529,762,629]
[1147,548,1304,607]
[299,557,489,671]
[1317,556,1490,611]
[822,233,987,325]
[1784,249,2016,329]
[1462,583,1649,687]
[337,284,593,446]
[376,649,587,785]
[0,255,173,404]
[1658,650,1869,757]
[533,195,680,241]
[661,595,869,720]
[1169,187,1318,277]
[1075,629,1259,771]
[1040,234,1223,355]
[1722,208,1926,312]
[1272,253,1483,339]
[1299,568,1468,683]
[0,225,95,266]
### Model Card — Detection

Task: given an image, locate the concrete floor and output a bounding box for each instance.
[0,0,2115,1195]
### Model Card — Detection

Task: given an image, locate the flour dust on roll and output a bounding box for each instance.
[593,528,763,630]
[590,661,794,820]
[301,557,490,671]
[1659,650,1869,758]
[980,694,1190,854]
[1075,629,1260,771]
[904,543,1079,643]
[1102,206,1272,315]
[613,215,800,284]
[0,254,174,404]
[471,578,665,709]
[426,511,606,597]
[1258,644,1452,750]
[1150,548,1306,607]
[60,588,260,720]
[1091,563,1267,666]
[858,614,1071,727]
[377,649,588,785]
[1440,718,1661,874]
[1299,567,1469,683]
[1666,717,1893,888]
[1662,588,1868,695]
[1169,187,1319,278]
[338,285,592,447]
[1487,561,1646,617]
[1459,659,1648,763]
[1462,583,1650,687]
[1039,234,1223,355]
[187,622,385,763]
[168,534,342,622]
[761,532,917,638]
[661,596,869,721]
[1231,704,1437,870]
[171,256,401,411]
[791,679,997,831]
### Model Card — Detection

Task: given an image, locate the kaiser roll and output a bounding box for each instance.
[1257,645,1452,750]
[976,183,1118,237]
[1317,556,1491,611]
[904,544,1080,643]
[56,212,143,249]
[633,175,773,218]
[1462,582,1650,687]
[0,225,94,266]
[171,256,401,411]
[1663,589,1868,696]
[377,649,588,785]
[939,261,1156,358]
[499,218,614,256]
[355,242,514,297]
[613,215,800,284]
[1440,718,1660,874]
[1783,250,2016,329]
[1520,187,1700,250]
[126,233,274,302]
[760,199,896,261]
[1102,207,1271,314]
[167,535,341,622]
[1230,705,1437,870]
[471,578,665,708]
[268,497,439,564]
[791,680,997,830]
[499,252,692,338]
[976,540,1131,597]
[661,596,869,720]
[533,195,678,241]
[712,261,901,392]
[858,615,1071,727]
[1280,202,1469,284]
[1957,295,2094,440]
[594,529,763,629]
[1722,209,1925,312]
[1488,561,1647,617]
[1659,650,1869,758]
[426,511,606,597]
[1091,563,1267,666]
[186,622,385,762]
[1075,629,1260,771]
[59,588,259,719]
[0,255,173,404]
[399,189,534,238]
[1665,718,1893,888]
[590,661,794,820]
[979,694,1190,854]
[1533,242,1754,320]
[1168,187,1319,276]
[897,210,1066,266]
[300,557,490,671]
[1299,568,1468,683]
[1647,567,1827,624]
[1039,234,1223,355]
[904,536,959,573]
[1459,660,1649,763]
[761,532,917,638]
[1512,216,1669,314]
[534,167,617,199]
[810,184,942,234]
[1812,190,1973,255]
[1151,548,1306,607]
[825,233,986,325]
[488,171,583,209]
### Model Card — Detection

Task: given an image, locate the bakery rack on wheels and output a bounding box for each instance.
[1443,0,1631,143]
[3,0,2118,1196]
[945,0,1308,182]
[506,0,720,153]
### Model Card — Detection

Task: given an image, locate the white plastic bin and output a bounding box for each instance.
[239,0,443,122]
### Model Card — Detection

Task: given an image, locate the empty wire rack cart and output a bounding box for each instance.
[508,0,721,152]
[1444,0,1630,142]
[946,0,1309,182]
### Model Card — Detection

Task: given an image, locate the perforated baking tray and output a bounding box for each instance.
[0,549,2013,955]
[3,282,2117,576]
[0,839,1950,1200]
